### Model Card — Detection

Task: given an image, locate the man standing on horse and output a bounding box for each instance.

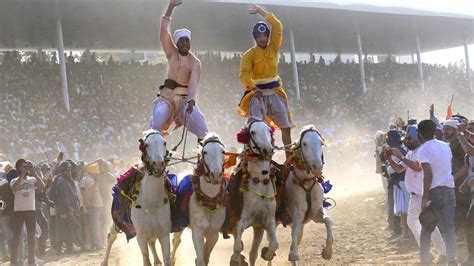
[238,5,293,156]
[150,0,209,141]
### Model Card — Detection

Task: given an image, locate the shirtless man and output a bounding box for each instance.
[150,0,208,141]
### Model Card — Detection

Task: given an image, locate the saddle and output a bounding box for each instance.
[111,165,145,241]
[168,174,193,233]
[111,165,180,240]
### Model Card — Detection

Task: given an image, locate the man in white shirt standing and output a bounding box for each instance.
[9,159,45,265]
[388,125,446,261]
[417,120,457,264]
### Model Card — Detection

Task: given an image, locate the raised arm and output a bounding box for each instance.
[458,128,474,155]
[249,5,283,51]
[160,0,182,58]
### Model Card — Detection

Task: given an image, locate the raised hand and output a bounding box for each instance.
[169,0,182,8]
[248,5,260,15]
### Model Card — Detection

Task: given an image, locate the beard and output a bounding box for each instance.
[405,142,418,151]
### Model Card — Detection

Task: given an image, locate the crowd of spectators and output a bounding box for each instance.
[0,50,472,163]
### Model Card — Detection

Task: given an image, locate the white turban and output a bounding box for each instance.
[443,119,459,129]
[173,29,191,44]
[374,130,384,139]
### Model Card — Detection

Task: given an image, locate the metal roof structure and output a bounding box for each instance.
[1,0,473,54]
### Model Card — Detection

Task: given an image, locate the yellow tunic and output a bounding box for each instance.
[238,13,292,128]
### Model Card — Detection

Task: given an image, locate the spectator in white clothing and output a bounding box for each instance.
[417,119,457,264]
[9,159,45,265]
[388,125,446,261]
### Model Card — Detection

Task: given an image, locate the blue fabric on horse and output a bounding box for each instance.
[169,174,194,232]
[323,200,332,208]
[111,186,136,241]
[322,180,332,194]
[322,180,333,209]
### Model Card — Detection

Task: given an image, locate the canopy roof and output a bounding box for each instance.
[1,0,472,54]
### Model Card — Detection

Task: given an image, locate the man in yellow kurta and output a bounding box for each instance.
[239,5,294,155]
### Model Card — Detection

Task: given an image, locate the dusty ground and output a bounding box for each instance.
[2,161,469,265]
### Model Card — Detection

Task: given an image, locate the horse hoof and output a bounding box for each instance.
[260,247,276,261]
[288,253,300,262]
[321,247,332,260]
[230,255,248,266]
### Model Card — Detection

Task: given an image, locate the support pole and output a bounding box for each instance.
[464,37,472,92]
[56,16,70,112]
[356,30,367,94]
[416,33,425,91]
[289,28,300,101]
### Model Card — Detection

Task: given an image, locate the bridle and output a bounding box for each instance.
[139,131,169,177]
[199,136,225,184]
[247,120,274,160]
[292,128,325,175]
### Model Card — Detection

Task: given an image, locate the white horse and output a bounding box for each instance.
[171,133,226,266]
[285,125,333,262]
[231,120,278,266]
[101,130,171,266]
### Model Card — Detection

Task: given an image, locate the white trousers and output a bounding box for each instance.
[407,193,446,256]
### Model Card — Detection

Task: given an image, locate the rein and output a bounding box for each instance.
[285,128,326,221]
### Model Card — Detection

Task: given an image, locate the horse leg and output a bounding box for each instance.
[137,234,151,266]
[321,210,334,260]
[192,229,205,266]
[261,219,278,261]
[171,231,182,266]
[149,239,162,265]
[203,231,219,265]
[230,217,251,266]
[297,226,304,245]
[249,226,264,266]
[289,212,304,262]
[101,225,119,266]
[158,233,171,266]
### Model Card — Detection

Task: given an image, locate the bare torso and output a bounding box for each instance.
[166,51,193,86]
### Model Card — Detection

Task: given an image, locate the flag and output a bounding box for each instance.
[446,104,453,120]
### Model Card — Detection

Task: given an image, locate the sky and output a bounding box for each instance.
[311,0,474,67]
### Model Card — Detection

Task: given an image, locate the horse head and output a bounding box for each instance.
[199,133,225,185]
[139,129,168,177]
[238,120,274,159]
[295,125,325,175]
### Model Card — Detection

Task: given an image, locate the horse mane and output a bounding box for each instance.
[141,129,160,141]
[300,125,317,135]
[201,132,221,146]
